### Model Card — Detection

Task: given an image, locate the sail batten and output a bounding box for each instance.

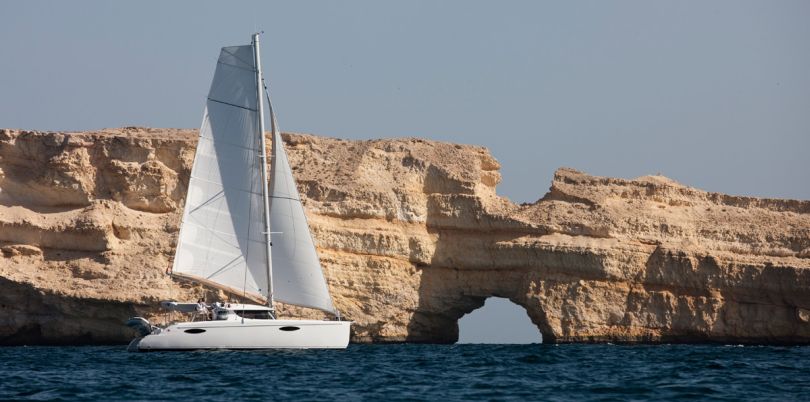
[171,272,266,305]
[207,97,258,112]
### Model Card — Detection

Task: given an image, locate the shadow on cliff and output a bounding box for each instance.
[404,183,553,343]
[641,246,810,344]
[0,277,138,346]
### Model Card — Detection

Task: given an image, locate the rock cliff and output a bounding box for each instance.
[1,127,808,345]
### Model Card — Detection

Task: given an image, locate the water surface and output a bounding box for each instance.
[2,344,807,401]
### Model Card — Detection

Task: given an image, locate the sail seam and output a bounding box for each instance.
[217,60,256,73]
[189,175,264,196]
[182,217,240,249]
[182,219,267,244]
[207,97,257,112]
[197,134,261,153]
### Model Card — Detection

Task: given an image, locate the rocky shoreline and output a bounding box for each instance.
[1,127,808,345]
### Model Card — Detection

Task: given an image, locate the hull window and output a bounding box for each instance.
[235,310,274,320]
[184,328,206,334]
[279,326,300,332]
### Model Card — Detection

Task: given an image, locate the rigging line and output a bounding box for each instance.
[203,255,244,281]
[241,253,249,305]
[188,175,264,197]
[207,97,257,112]
[197,133,263,153]
[183,217,240,250]
[242,76,264,309]
[182,219,272,245]
[269,195,302,202]
[182,220,249,243]
[216,60,256,73]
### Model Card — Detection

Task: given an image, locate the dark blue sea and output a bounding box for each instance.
[2,344,807,401]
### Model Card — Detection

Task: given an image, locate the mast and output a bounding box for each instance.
[253,33,274,310]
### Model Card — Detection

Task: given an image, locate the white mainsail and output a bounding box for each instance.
[268,112,337,314]
[172,45,269,300]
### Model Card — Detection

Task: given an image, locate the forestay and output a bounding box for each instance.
[172,45,269,300]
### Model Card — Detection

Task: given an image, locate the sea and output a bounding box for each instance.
[1,344,807,401]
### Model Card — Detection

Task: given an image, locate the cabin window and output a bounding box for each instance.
[235,310,274,320]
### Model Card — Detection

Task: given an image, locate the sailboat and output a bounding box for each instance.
[126,34,350,351]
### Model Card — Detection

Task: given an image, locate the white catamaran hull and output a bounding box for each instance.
[129,319,351,351]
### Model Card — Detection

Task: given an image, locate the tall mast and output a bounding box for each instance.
[253,33,275,310]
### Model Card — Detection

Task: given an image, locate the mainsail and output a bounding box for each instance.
[172,45,269,300]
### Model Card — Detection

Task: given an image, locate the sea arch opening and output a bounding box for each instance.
[457,297,543,344]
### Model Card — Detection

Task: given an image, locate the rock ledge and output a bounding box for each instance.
[1,128,808,344]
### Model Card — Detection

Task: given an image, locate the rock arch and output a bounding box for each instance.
[306,135,810,344]
[1,130,809,345]
[404,265,555,343]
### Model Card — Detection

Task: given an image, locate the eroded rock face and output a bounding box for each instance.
[1,127,808,345]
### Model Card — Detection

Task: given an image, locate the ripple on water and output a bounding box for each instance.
[1,344,809,401]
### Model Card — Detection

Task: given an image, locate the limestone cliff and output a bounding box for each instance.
[1,127,808,345]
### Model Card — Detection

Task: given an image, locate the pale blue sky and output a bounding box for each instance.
[458,298,542,344]
[1,1,808,343]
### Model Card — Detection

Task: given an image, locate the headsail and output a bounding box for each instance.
[172,45,269,300]
[268,111,337,314]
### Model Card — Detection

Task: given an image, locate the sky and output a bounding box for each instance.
[1,1,808,343]
[458,298,542,344]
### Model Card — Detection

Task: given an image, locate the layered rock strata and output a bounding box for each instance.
[1,127,808,345]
